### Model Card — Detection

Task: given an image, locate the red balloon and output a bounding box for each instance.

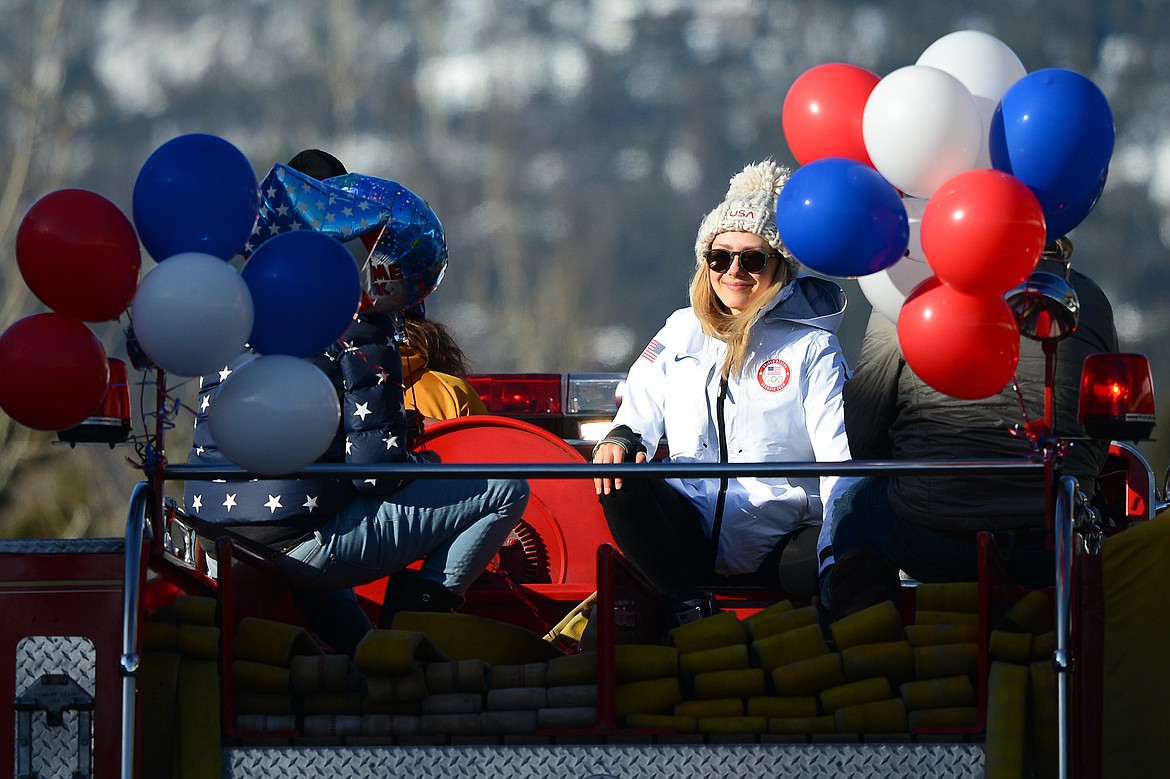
[0,313,109,431]
[897,277,1020,400]
[16,189,142,322]
[782,63,881,167]
[920,169,1046,296]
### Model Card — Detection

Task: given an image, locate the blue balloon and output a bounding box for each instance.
[989,68,1114,238]
[775,158,909,277]
[1044,167,1108,241]
[132,133,260,262]
[242,231,361,357]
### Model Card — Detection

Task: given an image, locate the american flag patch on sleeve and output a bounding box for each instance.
[640,338,665,363]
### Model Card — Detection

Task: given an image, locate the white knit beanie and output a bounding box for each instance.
[694,160,799,279]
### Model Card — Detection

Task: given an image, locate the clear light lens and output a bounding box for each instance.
[577,420,615,442]
[567,373,625,415]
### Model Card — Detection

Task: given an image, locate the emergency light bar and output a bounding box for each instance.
[467,372,624,454]
[1078,352,1156,441]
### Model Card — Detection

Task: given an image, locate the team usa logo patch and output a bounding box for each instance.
[757,358,791,392]
[641,338,665,363]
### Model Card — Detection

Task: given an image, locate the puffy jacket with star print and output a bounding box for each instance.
[183,312,424,548]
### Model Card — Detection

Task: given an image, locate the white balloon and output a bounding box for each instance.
[917,30,1027,168]
[863,65,982,198]
[857,256,935,323]
[132,253,254,377]
[903,196,928,263]
[209,355,341,476]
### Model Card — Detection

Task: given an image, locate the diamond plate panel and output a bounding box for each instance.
[15,636,96,779]
[225,742,983,778]
[0,537,123,555]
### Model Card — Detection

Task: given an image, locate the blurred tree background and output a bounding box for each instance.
[2,0,1167,538]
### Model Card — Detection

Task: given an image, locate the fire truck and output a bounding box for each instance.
[1,348,1165,778]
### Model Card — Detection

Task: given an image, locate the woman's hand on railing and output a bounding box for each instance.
[593,442,646,496]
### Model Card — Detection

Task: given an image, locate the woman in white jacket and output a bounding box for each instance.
[593,160,854,625]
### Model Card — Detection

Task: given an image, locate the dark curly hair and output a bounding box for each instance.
[401,314,474,378]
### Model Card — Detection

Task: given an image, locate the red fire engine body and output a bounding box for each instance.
[1,371,1165,778]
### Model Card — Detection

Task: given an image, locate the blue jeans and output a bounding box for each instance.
[831,476,1053,587]
[274,477,529,595]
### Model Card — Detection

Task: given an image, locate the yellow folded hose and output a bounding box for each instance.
[674,697,743,718]
[914,582,978,614]
[174,595,218,625]
[908,706,979,730]
[394,611,562,664]
[613,643,680,683]
[913,643,979,680]
[984,661,1029,779]
[1030,631,1056,663]
[1000,590,1052,635]
[989,630,1034,664]
[1030,659,1058,779]
[491,662,549,689]
[547,652,597,686]
[753,623,829,670]
[354,629,448,676]
[232,660,290,694]
[679,643,751,678]
[668,611,746,653]
[841,640,914,681]
[615,677,683,720]
[178,660,221,779]
[365,666,429,703]
[904,623,979,647]
[914,609,978,626]
[693,667,767,700]
[834,698,907,734]
[178,623,220,661]
[234,616,322,665]
[747,695,820,719]
[744,599,795,624]
[769,715,836,735]
[772,652,845,696]
[291,654,355,696]
[626,713,697,733]
[820,676,893,714]
[698,716,768,735]
[745,605,820,642]
[899,674,976,710]
[829,601,903,651]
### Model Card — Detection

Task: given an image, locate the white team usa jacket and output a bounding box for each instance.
[613,275,855,576]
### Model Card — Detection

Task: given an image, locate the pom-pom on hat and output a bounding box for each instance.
[694,160,799,279]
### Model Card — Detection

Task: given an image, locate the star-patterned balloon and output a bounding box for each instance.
[329,173,448,314]
[243,165,386,255]
[242,167,448,315]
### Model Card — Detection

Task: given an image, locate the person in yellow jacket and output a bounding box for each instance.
[400,303,489,420]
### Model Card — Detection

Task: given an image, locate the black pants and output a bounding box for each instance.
[599,478,819,602]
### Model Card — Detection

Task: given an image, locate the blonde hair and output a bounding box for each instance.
[689,258,789,379]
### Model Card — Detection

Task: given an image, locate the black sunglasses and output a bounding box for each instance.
[704,248,774,274]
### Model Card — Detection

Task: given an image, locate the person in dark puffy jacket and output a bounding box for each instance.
[826,253,1118,619]
[183,150,529,656]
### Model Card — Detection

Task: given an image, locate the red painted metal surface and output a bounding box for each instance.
[0,547,125,778]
